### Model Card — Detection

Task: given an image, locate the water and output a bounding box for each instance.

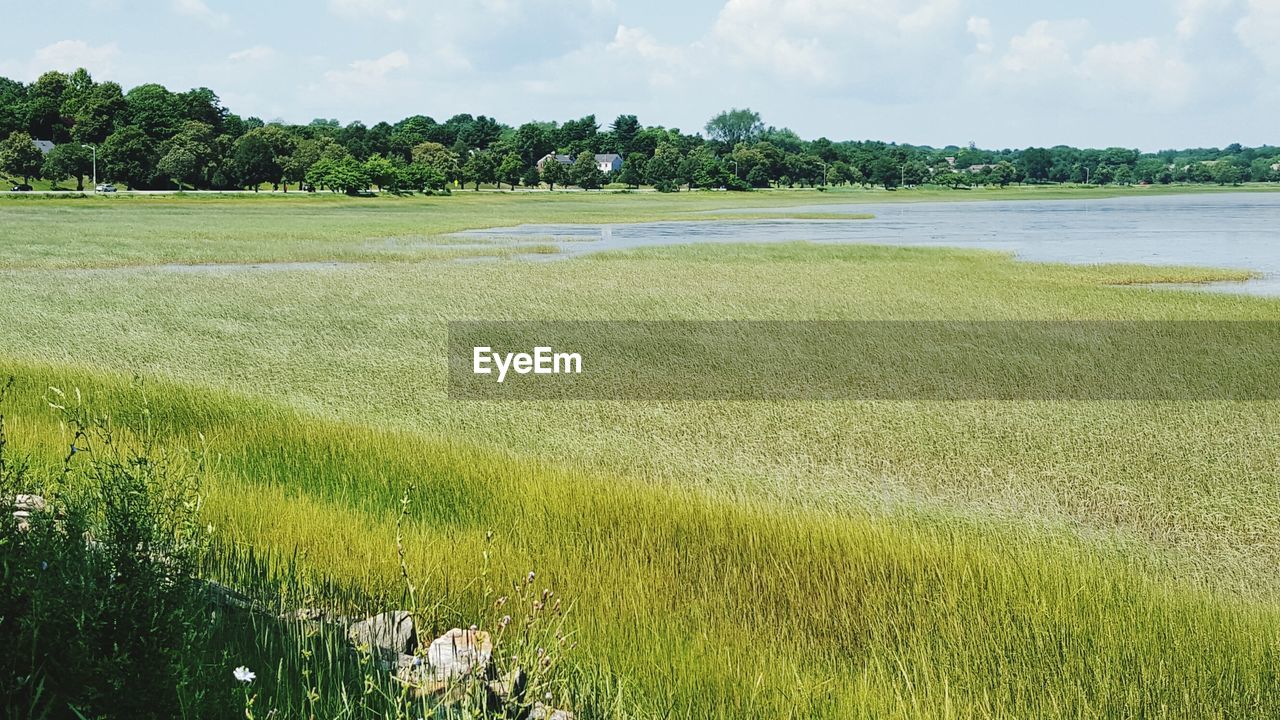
[455,192,1280,295]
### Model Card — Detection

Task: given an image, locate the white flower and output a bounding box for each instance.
[233,665,256,683]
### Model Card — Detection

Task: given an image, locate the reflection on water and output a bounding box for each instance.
[455,192,1280,296]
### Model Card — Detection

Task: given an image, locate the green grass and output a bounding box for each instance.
[3,190,1280,717]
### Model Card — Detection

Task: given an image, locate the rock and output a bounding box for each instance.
[486,666,527,706]
[11,494,47,531]
[425,627,493,681]
[393,628,497,699]
[530,703,575,720]
[348,611,417,660]
[14,494,46,512]
[202,580,257,611]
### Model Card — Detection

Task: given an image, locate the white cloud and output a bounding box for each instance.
[1177,0,1234,39]
[329,0,409,21]
[33,40,120,74]
[172,0,230,29]
[970,19,1193,111]
[1236,0,1280,71]
[320,50,411,97]
[228,46,276,63]
[708,0,967,89]
[1079,38,1195,108]
[967,16,993,53]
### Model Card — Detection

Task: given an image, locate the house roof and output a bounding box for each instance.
[34,140,55,154]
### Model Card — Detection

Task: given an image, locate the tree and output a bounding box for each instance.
[497,152,523,190]
[990,161,1017,187]
[231,132,276,191]
[362,153,398,191]
[461,150,497,190]
[411,142,459,186]
[705,108,763,147]
[305,156,371,194]
[101,126,156,189]
[124,84,183,140]
[1020,148,1052,182]
[610,114,640,155]
[571,151,604,190]
[540,157,568,191]
[157,121,215,189]
[1213,161,1243,186]
[520,164,542,189]
[156,144,201,189]
[644,144,681,192]
[42,142,93,189]
[0,131,43,183]
[617,156,644,188]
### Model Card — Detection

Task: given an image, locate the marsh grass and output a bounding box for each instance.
[4,192,1280,716]
[1,372,1279,717]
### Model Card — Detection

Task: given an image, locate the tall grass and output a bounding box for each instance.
[2,371,1278,718]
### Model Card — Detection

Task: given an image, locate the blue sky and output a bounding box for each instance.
[3,0,1278,150]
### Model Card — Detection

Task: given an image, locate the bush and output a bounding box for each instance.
[0,382,209,719]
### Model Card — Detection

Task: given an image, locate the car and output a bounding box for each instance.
[95,184,117,193]
[10,184,33,192]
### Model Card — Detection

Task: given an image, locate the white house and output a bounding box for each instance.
[537,152,624,174]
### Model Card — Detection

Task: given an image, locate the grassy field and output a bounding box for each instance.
[3,187,1280,717]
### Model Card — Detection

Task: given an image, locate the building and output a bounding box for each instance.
[537,152,624,174]
[34,140,55,154]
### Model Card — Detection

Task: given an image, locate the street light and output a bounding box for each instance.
[901,164,907,189]
[819,160,828,187]
[82,144,96,192]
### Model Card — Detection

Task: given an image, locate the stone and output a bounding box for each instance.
[14,494,46,512]
[393,628,498,699]
[12,494,47,531]
[530,703,575,720]
[425,627,493,681]
[348,611,417,660]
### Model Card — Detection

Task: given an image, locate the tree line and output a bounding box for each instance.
[1,68,1278,193]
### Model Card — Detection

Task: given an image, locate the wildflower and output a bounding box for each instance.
[40,561,47,571]
[233,666,256,683]
[526,571,536,584]
[470,624,478,631]
[494,595,508,608]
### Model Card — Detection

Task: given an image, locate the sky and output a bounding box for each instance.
[2,0,1278,150]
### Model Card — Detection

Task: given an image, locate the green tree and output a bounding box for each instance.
[157,121,215,189]
[71,82,126,144]
[497,152,523,190]
[1020,148,1052,182]
[461,150,497,190]
[231,131,276,191]
[42,142,93,190]
[990,160,1017,187]
[362,153,397,191]
[124,83,183,140]
[571,151,604,189]
[0,131,43,183]
[101,126,156,189]
[705,108,763,147]
[617,156,645,188]
[1213,161,1243,186]
[519,164,542,189]
[540,157,569,190]
[411,142,460,186]
[609,114,640,155]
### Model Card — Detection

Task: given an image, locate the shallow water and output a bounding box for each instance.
[456,192,1280,295]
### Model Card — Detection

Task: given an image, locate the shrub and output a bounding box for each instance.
[0,381,209,720]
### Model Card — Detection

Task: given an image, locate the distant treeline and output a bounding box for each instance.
[1,68,1278,193]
